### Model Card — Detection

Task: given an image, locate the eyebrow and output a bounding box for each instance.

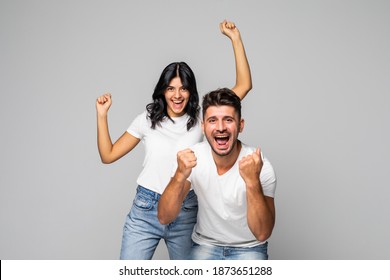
[205,115,235,121]
[166,85,185,89]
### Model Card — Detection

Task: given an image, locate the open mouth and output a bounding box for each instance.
[215,135,229,146]
[172,99,184,109]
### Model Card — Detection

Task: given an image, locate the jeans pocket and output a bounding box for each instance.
[133,193,153,211]
[255,242,268,256]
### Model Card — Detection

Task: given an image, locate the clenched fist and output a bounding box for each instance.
[96,93,112,117]
[176,148,197,180]
[219,20,241,42]
[239,148,263,186]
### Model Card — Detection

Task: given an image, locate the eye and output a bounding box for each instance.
[166,87,174,92]
[180,87,188,92]
[226,118,233,123]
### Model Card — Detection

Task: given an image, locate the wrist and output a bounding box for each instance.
[97,111,108,119]
[173,171,189,184]
[230,35,243,45]
[244,178,261,189]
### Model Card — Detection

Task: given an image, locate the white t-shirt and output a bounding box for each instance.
[127,111,203,194]
[187,141,277,247]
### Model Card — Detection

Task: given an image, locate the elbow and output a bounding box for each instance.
[101,158,112,164]
[245,83,253,95]
[99,154,115,164]
[157,213,170,225]
[255,230,273,243]
[158,216,169,225]
[98,148,117,164]
[256,234,269,243]
[236,84,252,100]
[246,79,252,91]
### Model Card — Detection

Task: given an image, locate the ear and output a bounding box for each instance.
[201,121,205,134]
[239,118,245,133]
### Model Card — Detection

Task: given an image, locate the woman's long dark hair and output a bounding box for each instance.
[146,62,200,130]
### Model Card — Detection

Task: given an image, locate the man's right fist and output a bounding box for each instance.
[176,148,197,179]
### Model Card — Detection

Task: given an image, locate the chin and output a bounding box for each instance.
[175,110,185,116]
[212,147,231,157]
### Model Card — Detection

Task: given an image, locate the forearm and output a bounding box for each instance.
[158,173,190,224]
[231,36,252,100]
[246,181,275,242]
[97,114,114,163]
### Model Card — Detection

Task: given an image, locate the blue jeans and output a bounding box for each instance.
[189,241,269,260]
[120,185,198,260]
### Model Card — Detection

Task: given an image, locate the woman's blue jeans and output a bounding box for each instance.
[120,185,198,260]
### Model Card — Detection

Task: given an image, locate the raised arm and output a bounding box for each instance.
[220,20,252,100]
[96,93,140,164]
[158,149,195,224]
[239,148,275,242]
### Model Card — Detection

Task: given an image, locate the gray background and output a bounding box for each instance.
[1,0,389,259]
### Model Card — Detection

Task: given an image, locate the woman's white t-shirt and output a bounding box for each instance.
[127,111,203,194]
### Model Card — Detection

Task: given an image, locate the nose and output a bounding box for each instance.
[174,89,182,98]
[216,120,226,132]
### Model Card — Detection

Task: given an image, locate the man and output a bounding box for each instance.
[158,88,276,260]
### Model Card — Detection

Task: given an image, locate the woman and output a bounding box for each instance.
[96,20,252,259]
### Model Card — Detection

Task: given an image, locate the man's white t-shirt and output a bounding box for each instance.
[187,141,277,247]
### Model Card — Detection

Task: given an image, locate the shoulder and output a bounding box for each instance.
[129,110,147,122]
[127,111,150,136]
[138,110,148,120]
[260,154,277,189]
[134,110,151,124]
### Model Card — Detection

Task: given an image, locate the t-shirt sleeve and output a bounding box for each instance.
[260,158,277,198]
[127,111,147,139]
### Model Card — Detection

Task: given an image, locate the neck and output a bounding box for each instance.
[213,140,242,175]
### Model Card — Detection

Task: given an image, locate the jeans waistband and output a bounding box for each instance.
[136,185,195,201]
[137,185,161,200]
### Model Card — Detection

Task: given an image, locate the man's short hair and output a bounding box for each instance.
[202,88,242,120]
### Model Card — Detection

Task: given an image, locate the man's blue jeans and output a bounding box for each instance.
[120,185,198,260]
[189,241,269,260]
